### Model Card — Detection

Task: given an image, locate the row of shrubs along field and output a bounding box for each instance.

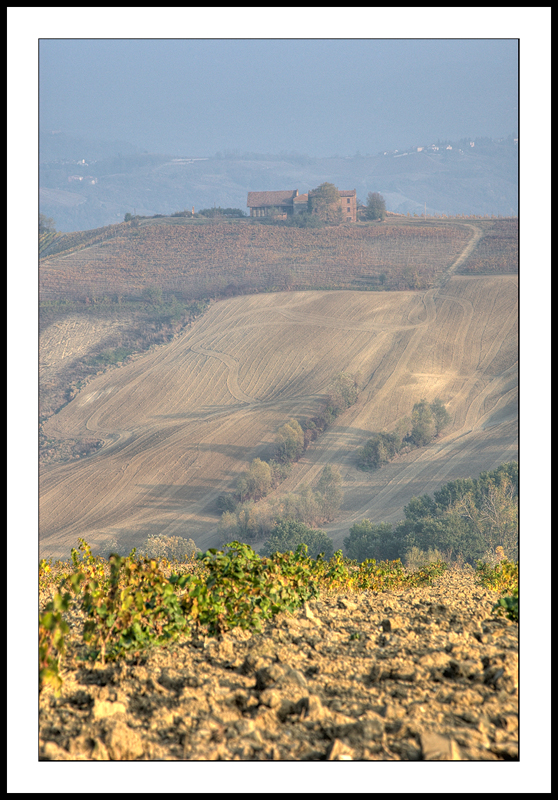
[215,374,359,543]
[215,393,455,550]
[39,219,474,303]
[40,521,517,697]
[39,220,130,260]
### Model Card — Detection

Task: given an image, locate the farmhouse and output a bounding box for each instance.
[337,190,358,222]
[247,188,357,222]
[247,190,299,219]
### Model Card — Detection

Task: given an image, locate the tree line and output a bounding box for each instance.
[238,462,517,568]
[344,462,518,566]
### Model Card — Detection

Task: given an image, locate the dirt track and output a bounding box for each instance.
[39,267,517,560]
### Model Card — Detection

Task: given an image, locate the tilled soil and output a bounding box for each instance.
[39,568,518,761]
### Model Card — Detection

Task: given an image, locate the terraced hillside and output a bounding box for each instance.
[40,271,517,560]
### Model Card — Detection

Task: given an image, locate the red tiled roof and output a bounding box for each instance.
[247,190,298,208]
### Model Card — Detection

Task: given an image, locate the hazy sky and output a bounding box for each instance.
[39,38,518,157]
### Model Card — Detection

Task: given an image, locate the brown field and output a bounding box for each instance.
[39,313,137,418]
[39,272,517,560]
[39,219,474,301]
[458,219,518,274]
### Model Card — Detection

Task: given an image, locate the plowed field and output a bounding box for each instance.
[39,273,517,560]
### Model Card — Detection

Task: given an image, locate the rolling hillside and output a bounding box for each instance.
[39,217,516,306]
[39,261,517,559]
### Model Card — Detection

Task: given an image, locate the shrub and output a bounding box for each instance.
[89,346,134,367]
[275,418,304,463]
[315,465,343,521]
[404,546,445,571]
[475,557,518,597]
[39,591,72,695]
[492,591,518,623]
[69,550,192,664]
[218,510,240,542]
[137,535,200,563]
[406,398,435,447]
[356,432,400,470]
[285,212,324,229]
[237,458,273,502]
[197,207,246,218]
[343,520,402,562]
[142,286,163,305]
[216,493,237,514]
[475,557,518,622]
[430,397,451,435]
[185,541,319,635]
[356,399,449,471]
[260,519,335,560]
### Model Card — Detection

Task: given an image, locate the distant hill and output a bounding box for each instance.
[39,133,517,232]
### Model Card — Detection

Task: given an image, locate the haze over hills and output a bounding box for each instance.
[39,131,517,232]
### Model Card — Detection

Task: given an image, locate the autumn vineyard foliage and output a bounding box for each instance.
[39,220,133,260]
[40,218,478,304]
[39,536,518,696]
[459,219,518,274]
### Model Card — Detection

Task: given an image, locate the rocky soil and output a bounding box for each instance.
[39,567,518,761]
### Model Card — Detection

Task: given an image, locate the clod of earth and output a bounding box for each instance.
[39,568,517,761]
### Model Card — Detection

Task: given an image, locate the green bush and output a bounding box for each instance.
[492,591,518,623]
[185,541,319,635]
[237,458,273,502]
[39,591,72,695]
[197,207,246,218]
[285,212,324,229]
[71,552,191,664]
[260,519,335,560]
[137,535,200,563]
[343,520,402,562]
[475,557,518,596]
[356,432,401,470]
[275,419,305,463]
[89,346,134,367]
[475,557,518,623]
[216,493,237,514]
[356,399,449,471]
